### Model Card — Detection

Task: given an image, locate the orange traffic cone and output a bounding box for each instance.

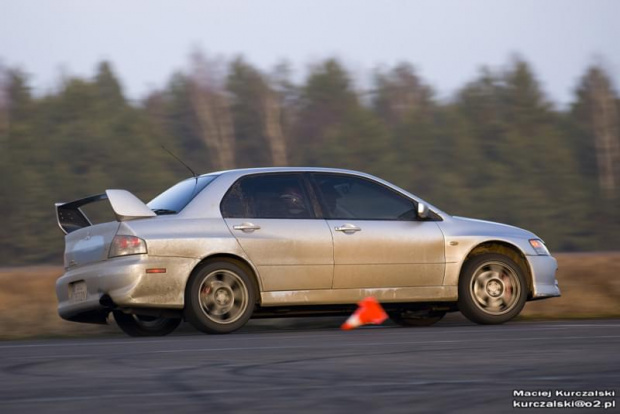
[341,296,388,330]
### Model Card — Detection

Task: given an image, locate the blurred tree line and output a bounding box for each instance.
[0,54,619,265]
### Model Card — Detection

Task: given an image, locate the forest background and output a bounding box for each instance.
[1,53,619,265]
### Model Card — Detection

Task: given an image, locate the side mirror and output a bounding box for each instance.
[417,202,429,219]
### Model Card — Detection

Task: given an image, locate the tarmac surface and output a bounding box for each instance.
[1,317,619,413]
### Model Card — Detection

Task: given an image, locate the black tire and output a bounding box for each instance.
[184,260,256,334]
[389,310,446,327]
[113,311,181,337]
[458,253,528,325]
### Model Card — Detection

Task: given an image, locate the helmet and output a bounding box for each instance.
[280,187,305,214]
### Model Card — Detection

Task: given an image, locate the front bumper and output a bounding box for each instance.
[56,255,199,324]
[527,254,561,299]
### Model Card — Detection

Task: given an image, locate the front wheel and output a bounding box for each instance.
[184,261,256,334]
[458,253,528,325]
[113,311,181,337]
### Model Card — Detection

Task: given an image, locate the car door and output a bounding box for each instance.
[310,173,445,289]
[221,173,334,292]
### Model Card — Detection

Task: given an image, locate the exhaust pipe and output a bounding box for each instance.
[99,295,115,308]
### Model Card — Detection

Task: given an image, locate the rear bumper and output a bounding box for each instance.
[527,255,561,299]
[56,255,199,324]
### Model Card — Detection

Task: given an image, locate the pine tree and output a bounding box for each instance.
[293,59,393,177]
[451,59,591,250]
[227,58,288,167]
[371,63,443,198]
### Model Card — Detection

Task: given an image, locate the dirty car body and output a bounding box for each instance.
[55,167,560,336]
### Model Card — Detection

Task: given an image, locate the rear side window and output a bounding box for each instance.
[221,174,314,219]
[148,175,217,214]
[311,173,416,220]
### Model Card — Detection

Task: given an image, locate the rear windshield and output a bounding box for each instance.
[148,175,218,214]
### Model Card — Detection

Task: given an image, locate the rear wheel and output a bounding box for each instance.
[389,309,446,327]
[458,253,527,324]
[113,311,181,337]
[185,261,256,334]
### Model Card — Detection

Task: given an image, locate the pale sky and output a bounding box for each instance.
[1,0,618,106]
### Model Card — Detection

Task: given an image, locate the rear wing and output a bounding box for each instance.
[55,190,156,234]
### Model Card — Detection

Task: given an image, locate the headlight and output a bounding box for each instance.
[529,239,550,256]
[109,235,147,258]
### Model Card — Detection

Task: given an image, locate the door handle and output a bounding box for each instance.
[335,224,361,233]
[233,222,261,233]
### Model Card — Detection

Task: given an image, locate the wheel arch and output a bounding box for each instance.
[459,240,534,297]
[187,253,262,304]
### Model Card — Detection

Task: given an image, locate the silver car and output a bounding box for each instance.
[55,167,560,336]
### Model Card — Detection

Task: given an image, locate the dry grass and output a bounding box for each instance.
[1,252,619,339]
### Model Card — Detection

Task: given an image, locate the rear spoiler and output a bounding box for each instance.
[55,189,156,234]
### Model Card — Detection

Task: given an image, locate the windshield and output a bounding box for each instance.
[148,175,218,214]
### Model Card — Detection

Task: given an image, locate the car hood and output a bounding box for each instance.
[447,216,538,239]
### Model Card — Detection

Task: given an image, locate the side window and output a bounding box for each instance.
[221,174,314,219]
[312,174,416,220]
[220,180,248,218]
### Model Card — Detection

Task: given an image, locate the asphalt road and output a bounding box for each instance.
[1,318,619,413]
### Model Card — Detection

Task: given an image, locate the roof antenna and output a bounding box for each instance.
[161,145,198,179]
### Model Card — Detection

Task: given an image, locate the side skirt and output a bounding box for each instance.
[260,286,457,307]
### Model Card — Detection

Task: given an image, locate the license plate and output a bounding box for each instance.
[69,281,87,303]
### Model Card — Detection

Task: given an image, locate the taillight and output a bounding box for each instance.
[109,235,147,258]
